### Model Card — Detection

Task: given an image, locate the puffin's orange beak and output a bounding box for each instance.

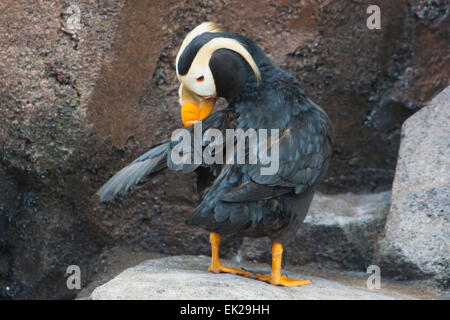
[181,98,216,127]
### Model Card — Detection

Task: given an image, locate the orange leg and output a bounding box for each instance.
[255,242,311,287]
[208,232,252,277]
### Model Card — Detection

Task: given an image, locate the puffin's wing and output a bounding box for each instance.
[97,141,170,202]
[220,181,292,202]
[220,107,334,202]
[167,108,236,173]
[97,109,234,202]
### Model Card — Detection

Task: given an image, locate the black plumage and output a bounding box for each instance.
[183,74,334,243]
[97,24,335,285]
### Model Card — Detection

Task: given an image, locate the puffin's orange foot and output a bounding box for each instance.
[255,273,311,287]
[208,264,253,277]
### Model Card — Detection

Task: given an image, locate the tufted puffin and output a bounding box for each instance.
[97,22,335,286]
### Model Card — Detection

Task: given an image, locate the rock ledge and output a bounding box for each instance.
[90,255,409,300]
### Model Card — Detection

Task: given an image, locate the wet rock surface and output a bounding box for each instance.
[0,0,448,298]
[377,87,450,287]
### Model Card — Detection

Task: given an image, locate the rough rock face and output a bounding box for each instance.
[0,0,126,299]
[0,0,448,299]
[377,87,450,287]
[89,255,402,300]
[240,192,391,271]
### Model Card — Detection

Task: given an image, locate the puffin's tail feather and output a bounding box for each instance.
[97,142,169,202]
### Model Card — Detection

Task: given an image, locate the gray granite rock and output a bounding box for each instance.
[240,192,391,271]
[377,87,450,286]
[89,255,401,300]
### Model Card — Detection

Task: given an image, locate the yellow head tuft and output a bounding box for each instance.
[176,22,223,72]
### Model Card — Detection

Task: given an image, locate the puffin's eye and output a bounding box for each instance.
[196,75,205,82]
